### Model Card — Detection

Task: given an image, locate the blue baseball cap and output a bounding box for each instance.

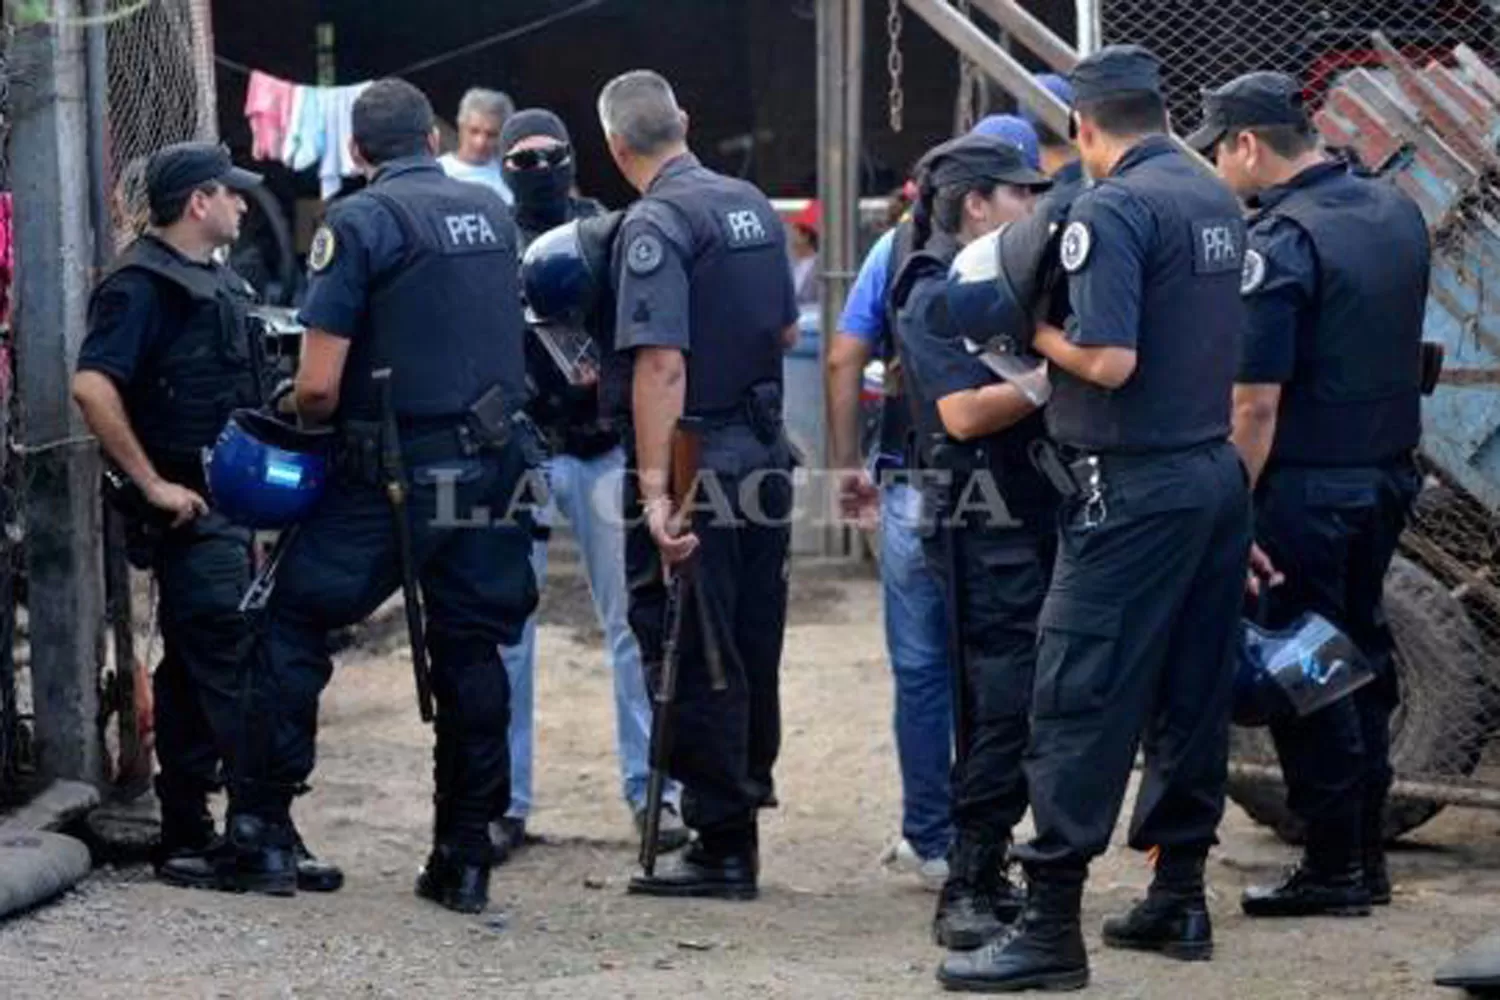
[969,114,1040,170]
[1022,73,1075,128]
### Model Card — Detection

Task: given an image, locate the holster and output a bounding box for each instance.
[334,420,385,487]
[744,381,784,446]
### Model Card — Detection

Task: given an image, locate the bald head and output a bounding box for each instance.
[597,70,688,157]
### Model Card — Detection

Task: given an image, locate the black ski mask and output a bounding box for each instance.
[502,109,576,234]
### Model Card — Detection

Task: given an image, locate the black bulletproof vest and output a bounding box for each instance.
[642,157,787,415]
[105,236,264,467]
[892,239,1053,528]
[340,166,526,423]
[1261,165,1428,466]
[875,220,918,468]
[517,196,604,253]
[1047,139,1245,453]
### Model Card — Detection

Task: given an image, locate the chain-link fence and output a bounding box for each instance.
[1100,0,1500,838]
[0,0,216,802]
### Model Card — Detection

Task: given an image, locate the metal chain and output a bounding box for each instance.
[954,0,977,134]
[887,0,905,133]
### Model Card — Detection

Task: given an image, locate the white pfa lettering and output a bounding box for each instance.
[727,209,767,243]
[1202,225,1238,264]
[445,213,499,246]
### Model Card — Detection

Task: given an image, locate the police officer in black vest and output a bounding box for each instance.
[889,135,1056,950]
[73,143,340,893]
[161,80,538,914]
[599,70,798,900]
[939,47,1253,992]
[1190,71,1428,918]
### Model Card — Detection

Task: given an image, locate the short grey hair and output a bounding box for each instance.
[457,88,514,125]
[597,70,687,155]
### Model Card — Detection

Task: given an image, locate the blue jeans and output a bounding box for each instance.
[881,482,954,861]
[502,446,678,818]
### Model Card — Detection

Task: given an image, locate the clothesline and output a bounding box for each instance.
[212,0,609,84]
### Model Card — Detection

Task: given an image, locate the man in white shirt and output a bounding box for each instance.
[439,88,516,204]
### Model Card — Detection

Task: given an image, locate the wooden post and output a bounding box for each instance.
[7,0,108,787]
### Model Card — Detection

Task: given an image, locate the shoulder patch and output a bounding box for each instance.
[308,225,337,273]
[1241,248,1267,295]
[626,232,665,276]
[1060,221,1092,273]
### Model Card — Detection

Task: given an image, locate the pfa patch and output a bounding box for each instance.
[1060,221,1092,273]
[626,233,665,276]
[308,225,337,273]
[1241,248,1267,295]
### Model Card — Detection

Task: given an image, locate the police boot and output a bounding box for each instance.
[1241,853,1371,918]
[151,776,216,873]
[1102,849,1212,961]
[416,843,491,915]
[160,813,298,897]
[937,870,1089,993]
[290,826,344,893]
[627,828,759,901]
[933,835,1010,951]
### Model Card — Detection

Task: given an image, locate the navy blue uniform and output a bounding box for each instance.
[616,154,796,850]
[79,236,265,848]
[1242,161,1427,871]
[893,239,1056,860]
[230,158,537,863]
[1015,137,1253,874]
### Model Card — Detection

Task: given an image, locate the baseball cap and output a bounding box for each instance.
[971,114,1041,170]
[1068,44,1163,104]
[921,133,1053,191]
[1022,72,1075,128]
[1187,71,1310,152]
[145,142,261,215]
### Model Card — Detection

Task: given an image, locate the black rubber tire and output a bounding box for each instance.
[1227,554,1495,844]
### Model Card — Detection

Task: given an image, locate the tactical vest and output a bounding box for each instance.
[340,165,527,423]
[105,236,264,471]
[1261,165,1428,466]
[641,157,787,416]
[891,238,1053,528]
[1046,138,1245,454]
[517,196,604,254]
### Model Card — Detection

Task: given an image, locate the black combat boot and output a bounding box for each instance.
[934,836,1010,951]
[937,869,1089,993]
[291,827,345,893]
[416,843,492,914]
[159,813,298,896]
[151,777,217,873]
[628,831,759,901]
[1241,859,1371,918]
[1102,849,1212,961]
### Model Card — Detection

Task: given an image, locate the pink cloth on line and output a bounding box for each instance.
[245,70,297,162]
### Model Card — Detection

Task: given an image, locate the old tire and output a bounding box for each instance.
[1227,554,1494,844]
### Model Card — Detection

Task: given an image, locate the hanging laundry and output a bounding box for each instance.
[281,84,325,173]
[245,70,297,162]
[319,82,372,200]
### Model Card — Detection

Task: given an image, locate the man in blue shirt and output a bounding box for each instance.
[826,115,1039,890]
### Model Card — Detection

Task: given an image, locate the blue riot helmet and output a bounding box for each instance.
[205,408,334,529]
[1233,613,1377,727]
[946,207,1062,406]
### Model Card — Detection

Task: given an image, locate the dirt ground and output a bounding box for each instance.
[2,541,1499,999]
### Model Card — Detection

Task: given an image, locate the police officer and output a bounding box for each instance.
[161,79,538,914]
[72,143,340,893]
[494,106,689,859]
[1190,71,1428,917]
[889,135,1055,950]
[939,47,1252,991]
[1023,73,1087,203]
[598,70,797,900]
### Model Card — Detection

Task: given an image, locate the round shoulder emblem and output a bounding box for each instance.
[1241,248,1267,295]
[1060,221,1092,274]
[626,232,665,276]
[308,225,337,273]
